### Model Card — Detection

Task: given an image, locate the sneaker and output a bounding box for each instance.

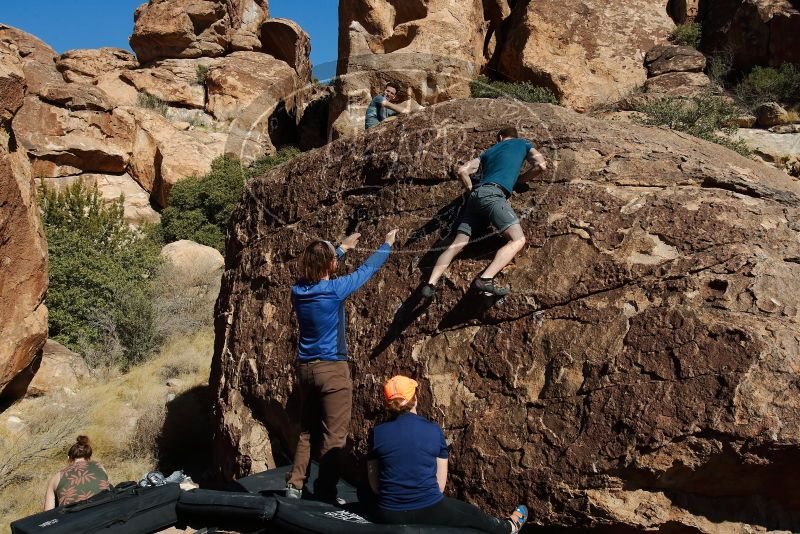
[285,484,302,499]
[420,283,436,298]
[472,277,509,297]
[509,504,528,532]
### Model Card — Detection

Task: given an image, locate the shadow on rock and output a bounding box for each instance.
[157,385,216,487]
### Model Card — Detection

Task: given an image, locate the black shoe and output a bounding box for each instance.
[472,278,509,297]
[421,283,436,298]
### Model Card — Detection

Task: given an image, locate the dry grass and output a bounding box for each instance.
[0,328,214,531]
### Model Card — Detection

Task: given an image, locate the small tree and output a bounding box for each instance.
[634,92,751,156]
[161,147,300,251]
[40,180,163,369]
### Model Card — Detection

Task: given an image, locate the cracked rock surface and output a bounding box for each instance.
[212,99,800,532]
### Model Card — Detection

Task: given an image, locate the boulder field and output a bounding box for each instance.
[212,99,800,532]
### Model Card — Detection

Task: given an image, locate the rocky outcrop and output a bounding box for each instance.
[645,44,706,77]
[701,0,800,71]
[119,106,226,207]
[644,70,711,96]
[120,58,211,109]
[129,0,269,64]
[212,99,800,532]
[260,18,312,84]
[25,340,90,397]
[329,0,486,138]
[493,0,674,111]
[734,128,800,177]
[56,48,138,84]
[0,148,48,401]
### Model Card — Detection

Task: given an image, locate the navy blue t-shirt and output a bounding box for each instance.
[477,138,534,196]
[368,412,448,511]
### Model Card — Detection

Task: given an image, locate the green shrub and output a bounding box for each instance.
[39,180,163,369]
[137,92,168,116]
[196,64,209,85]
[707,49,733,87]
[734,63,800,109]
[634,92,752,156]
[161,147,300,251]
[670,22,701,47]
[470,75,558,104]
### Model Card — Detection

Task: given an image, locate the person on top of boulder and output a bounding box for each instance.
[286,229,400,503]
[365,83,412,129]
[421,126,547,298]
[367,375,528,533]
[44,435,110,510]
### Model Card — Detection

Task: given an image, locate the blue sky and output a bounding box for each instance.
[1,0,338,76]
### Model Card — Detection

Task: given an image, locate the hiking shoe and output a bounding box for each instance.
[509,504,528,532]
[421,283,436,299]
[285,484,302,499]
[472,277,509,297]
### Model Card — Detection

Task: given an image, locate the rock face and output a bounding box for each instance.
[493,0,674,111]
[26,339,90,397]
[701,0,800,71]
[129,0,269,64]
[260,18,312,83]
[212,99,800,532]
[0,148,48,401]
[329,0,486,138]
[645,44,706,77]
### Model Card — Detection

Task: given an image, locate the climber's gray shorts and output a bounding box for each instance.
[456,183,519,236]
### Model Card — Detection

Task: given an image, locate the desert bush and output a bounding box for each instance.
[125,401,166,461]
[195,64,209,85]
[707,49,733,87]
[670,22,701,47]
[39,180,163,369]
[161,148,300,251]
[137,92,168,116]
[470,75,559,104]
[152,261,220,341]
[734,63,800,108]
[634,92,752,156]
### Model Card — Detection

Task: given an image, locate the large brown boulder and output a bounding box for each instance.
[493,0,674,111]
[119,106,226,207]
[701,0,800,71]
[25,339,90,397]
[212,99,800,531]
[56,48,138,84]
[129,0,269,64]
[121,58,211,109]
[0,148,48,401]
[329,0,486,138]
[0,24,60,96]
[12,95,133,177]
[260,18,312,84]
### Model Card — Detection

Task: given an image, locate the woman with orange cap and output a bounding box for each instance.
[367,375,528,533]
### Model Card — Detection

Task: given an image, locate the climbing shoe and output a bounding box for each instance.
[472,277,509,297]
[509,504,528,532]
[285,484,302,499]
[420,283,436,298]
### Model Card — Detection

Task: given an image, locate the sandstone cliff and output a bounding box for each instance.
[0,1,314,218]
[212,99,800,532]
[329,0,486,138]
[0,146,48,402]
[492,0,674,111]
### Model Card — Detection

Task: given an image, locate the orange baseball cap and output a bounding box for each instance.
[384,375,418,403]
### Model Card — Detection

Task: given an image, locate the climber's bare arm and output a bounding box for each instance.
[527,147,547,171]
[457,158,480,191]
[382,99,417,114]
